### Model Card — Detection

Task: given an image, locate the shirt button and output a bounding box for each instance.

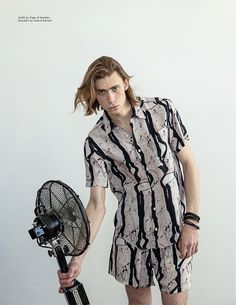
[154,228,158,231]
[153,207,156,211]
[138,149,141,153]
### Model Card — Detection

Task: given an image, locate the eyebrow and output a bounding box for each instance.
[96,85,120,92]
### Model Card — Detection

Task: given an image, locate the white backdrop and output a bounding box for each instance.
[0,1,235,305]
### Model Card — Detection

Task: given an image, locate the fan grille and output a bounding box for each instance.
[35,180,90,256]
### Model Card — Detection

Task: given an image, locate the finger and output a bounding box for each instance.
[61,264,77,279]
[192,243,199,256]
[58,281,74,292]
[185,247,193,258]
[68,270,75,278]
[179,244,188,259]
[57,270,71,279]
[58,287,64,293]
[68,268,80,279]
[59,277,74,287]
[178,240,186,258]
[61,280,74,289]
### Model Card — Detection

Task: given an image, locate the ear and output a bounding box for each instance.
[124,79,129,91]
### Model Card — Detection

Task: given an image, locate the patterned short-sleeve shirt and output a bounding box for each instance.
[84,97,190,249]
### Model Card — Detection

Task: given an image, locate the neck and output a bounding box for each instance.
[109,104,132,126]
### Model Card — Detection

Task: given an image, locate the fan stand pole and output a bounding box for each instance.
[52,241,90,305]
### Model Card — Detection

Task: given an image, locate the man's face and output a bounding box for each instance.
[95,71,129,116]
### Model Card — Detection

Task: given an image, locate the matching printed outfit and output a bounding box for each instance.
[84,97,192,293]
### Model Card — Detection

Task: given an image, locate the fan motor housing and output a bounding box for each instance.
[29,212,62,244]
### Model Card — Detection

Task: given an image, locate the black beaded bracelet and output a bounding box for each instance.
[184,220,200,230]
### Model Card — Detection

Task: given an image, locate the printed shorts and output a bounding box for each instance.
[108,237,192,294]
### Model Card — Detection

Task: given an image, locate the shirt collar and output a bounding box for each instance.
[102,101,146,134]
[132,102,146,119]
[102,111,115,134]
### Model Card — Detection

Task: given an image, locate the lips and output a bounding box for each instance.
[109,105,118,109]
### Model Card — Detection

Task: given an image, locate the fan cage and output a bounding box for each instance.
[35,180,90,256]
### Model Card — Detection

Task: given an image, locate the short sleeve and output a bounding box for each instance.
[166,99,190,154]
[84,137,108,188]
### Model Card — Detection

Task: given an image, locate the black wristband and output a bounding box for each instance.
[184,220,200,230]
[184,212,200,223]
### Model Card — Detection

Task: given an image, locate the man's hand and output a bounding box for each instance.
[57,259,81,293]
[178,224,199,259]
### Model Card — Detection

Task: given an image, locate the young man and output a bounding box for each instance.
[58,56,200,305]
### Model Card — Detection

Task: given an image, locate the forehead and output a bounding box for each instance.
[95,71,124,89]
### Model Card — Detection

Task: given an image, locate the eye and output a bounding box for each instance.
[112,86,118,92]
[96,90,105,95]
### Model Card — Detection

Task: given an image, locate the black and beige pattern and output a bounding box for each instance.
[84,97,189,249]
[108,236,192,292]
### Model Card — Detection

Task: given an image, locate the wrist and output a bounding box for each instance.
[183,220,200,230]
[184,212,200,222]
[183,211,200,230]
[70,256,84,265]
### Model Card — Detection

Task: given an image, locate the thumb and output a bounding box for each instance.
[67,262,79,277]
[67,267,75,278]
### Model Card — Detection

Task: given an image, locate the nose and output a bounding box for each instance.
[107,90,115,104]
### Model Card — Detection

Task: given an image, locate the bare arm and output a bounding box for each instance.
[58,186,106,289]
[177,143,200,214]
[177,143,200,258]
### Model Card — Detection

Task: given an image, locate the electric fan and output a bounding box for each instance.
[28,180,90,305]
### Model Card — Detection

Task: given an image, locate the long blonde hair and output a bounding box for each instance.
[74,56,138,115]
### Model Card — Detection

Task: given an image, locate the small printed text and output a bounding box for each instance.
[18,16,52,23]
